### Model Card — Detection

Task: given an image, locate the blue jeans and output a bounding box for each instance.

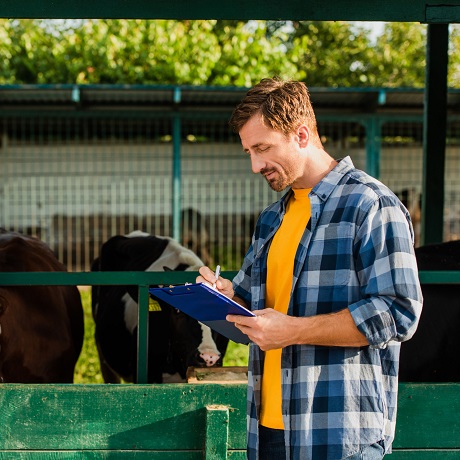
[258,425,385,460]
[258,425,286,460]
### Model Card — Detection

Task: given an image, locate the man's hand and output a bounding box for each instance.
[227,308,369,350]
[196,266,235,299]
[227,308,298,351]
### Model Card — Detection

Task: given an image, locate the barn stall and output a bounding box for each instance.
[1,0,460,458]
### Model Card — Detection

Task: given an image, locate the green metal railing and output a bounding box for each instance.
[0,270,456,383]
[0,270,238,383]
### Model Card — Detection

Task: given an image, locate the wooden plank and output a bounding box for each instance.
[0,453,245,460]
[0,384,246,451]
[204,405,229,460]
[0,382,458,457]
[2,451,457,460]
[418,270,460,284]
[391,451,460,459]
[0,453,202,459]
[187,366,248,384]
[395,384,460,449]
[0,0,454,21]
[0,450,457,459]
[227,452,247,460]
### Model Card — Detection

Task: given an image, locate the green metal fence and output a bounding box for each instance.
[0,269,457,384]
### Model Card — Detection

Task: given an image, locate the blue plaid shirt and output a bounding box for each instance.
[233,157,423,460]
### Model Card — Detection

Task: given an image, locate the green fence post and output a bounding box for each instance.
[204,404,230,460]
[365,117,381,179]
[172,86,182,242]
[137,284,150,383]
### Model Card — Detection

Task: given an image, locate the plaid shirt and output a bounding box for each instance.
[233,157,423,460]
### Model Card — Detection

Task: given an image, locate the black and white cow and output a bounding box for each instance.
[91,231,228,383]
[398,239,460,382]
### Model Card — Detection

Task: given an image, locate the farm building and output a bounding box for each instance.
[1,85,460,270]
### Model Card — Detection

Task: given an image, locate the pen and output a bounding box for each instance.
[212,265,221,289]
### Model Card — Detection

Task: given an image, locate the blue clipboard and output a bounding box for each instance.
[149,282,255,344]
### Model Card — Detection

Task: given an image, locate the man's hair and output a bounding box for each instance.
[229,77,321,144]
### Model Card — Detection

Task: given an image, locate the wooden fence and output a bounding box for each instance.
[0,383,458,458]
[0,271,458,458]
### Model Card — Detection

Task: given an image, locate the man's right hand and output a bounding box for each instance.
[197,266,235,299]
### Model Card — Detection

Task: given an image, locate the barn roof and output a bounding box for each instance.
[1,85,460,117]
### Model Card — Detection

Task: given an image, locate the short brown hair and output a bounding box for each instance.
[229,77,320,143]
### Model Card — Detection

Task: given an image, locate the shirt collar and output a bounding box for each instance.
[311,156,355,202]
[278,156,355,207]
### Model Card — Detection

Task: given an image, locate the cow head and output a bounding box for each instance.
[128,233,226,378]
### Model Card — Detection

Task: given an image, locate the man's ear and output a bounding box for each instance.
[296,125,310,147]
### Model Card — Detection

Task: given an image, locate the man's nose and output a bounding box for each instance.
[250,154,265,174]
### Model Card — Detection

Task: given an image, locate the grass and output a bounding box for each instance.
[73,287,249,383]
[73,288,104,383]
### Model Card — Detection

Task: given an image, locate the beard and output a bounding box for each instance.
[261,167,293,192]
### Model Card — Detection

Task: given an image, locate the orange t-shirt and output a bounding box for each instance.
[260,188,311,429]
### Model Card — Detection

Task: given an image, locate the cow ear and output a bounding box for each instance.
[163,266,173,271]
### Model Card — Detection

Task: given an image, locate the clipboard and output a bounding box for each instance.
[149,282,255,344]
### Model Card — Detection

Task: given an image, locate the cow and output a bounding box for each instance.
[91,231,229,384]
[398,239,460,382]
[0,229,84,383]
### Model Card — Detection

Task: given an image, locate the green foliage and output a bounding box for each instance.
[224,341,249,366]
[288,21,374,87]
[208,21,297,86]
[73,288,104,383]
[73,287,248,383]
[2,19,459,87]
[367,22,427,87]
[448,25,460,88]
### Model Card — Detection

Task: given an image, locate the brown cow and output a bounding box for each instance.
[0,229,84,383]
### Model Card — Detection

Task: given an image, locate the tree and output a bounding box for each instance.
[0,20,61,84]
[285,21,375,87]
[367,22,427,87]
[207,20,298,86]
[448,24,460,88]
[0,19,459,88]
[0,19,297,86]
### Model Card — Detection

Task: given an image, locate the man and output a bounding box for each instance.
[197,77,423,460]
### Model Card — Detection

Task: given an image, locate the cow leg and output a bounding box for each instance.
[96,341,122,384]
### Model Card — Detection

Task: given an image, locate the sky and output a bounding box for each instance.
[354,21,386,43]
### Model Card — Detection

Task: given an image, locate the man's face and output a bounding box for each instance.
[239,115,305,192]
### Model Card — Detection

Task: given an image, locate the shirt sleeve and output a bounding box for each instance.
[348,195,423,349]
[232,241,255,309]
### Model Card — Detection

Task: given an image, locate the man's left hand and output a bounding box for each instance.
[227,308,297,351]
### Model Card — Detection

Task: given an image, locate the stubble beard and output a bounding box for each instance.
[261,167,292,192]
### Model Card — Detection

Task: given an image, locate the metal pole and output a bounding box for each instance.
[172,86,182,242]
[421,23,449,245]
[136,284,150,383]
[365,117,381,179]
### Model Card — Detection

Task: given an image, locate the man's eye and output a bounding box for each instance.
[258,146,269,152]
